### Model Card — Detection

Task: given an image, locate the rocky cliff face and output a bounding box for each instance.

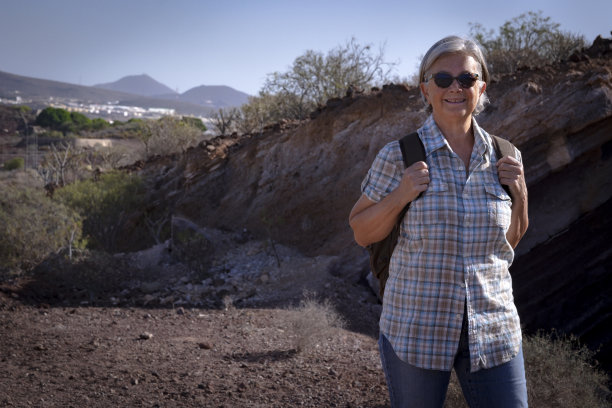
[137,36,612,368]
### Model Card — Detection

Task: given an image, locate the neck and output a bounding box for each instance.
[432,113,473,142]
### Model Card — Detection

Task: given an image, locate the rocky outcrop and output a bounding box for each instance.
[137,37,612,368]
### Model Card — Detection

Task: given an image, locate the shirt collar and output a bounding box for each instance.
[418,114,493,159]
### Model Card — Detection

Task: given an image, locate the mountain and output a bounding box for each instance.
[94,74,177,97]
[0,71,220,116]
[93,74,250,109]
[178,85,249,109]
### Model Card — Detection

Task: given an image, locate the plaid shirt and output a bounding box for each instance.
[362,115,522,372]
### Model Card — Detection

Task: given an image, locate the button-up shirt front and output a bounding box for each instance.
[361,115,522,372]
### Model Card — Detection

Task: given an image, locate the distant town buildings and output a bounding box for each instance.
[0,95,179,122]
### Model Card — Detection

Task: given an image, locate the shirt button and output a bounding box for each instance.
[456,313,462,320]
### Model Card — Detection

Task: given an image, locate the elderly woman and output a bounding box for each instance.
[349,36,529,407]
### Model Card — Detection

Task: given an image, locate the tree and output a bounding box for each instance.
[39,141,81,186]
[141,116,203,158]
[210,108,240,137]
[260,37,395,121]
[470,11,586,74]
[35,107,72,133]
[69,111,92,131]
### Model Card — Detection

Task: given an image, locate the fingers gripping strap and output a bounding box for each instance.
[491,134,516,200]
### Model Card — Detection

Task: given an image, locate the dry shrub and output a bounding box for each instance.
[0,176,82,277]
[523,332,610,408]
[440,331,611,408]
[288,292,346,353]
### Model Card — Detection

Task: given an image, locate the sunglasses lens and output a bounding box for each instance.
[457,73,477,88]
[433,73,453,88]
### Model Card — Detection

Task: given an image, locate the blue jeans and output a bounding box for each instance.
[378,319,528,408]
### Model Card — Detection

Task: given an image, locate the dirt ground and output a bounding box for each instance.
[0,294,389,407]
[0,237,407,408]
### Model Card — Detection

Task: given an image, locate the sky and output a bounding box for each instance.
[1,0,610,96]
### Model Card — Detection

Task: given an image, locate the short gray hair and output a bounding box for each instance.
[418,36,490,115]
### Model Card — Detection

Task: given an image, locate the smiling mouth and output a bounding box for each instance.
[444,98,466,104]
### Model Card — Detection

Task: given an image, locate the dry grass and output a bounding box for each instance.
[288,292,346,353]
[442,331,611,407]
[523,332,610,408]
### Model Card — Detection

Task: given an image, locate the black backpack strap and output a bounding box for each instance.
[490,134,516,200]
[396,132,426,218]
[399,132,426,169]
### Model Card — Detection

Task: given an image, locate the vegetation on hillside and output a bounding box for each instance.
[35,106,109,134]
[211,37,396,135]
[470,11,586,75]
[53,171,147,253]
[0,175,82,277]
[211,11,588,136]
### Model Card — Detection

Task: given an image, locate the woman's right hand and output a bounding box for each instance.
[349,161,430,247]
[399,161,430,203]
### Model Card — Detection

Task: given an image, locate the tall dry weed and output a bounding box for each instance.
[288,292,346,353]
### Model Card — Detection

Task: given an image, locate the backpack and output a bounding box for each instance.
[366,131,516,299]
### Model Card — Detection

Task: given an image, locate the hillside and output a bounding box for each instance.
[128,35,612,370]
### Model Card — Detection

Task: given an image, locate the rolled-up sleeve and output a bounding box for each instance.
[361,141,402,203]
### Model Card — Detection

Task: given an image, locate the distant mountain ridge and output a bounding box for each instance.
[0,70,250,116]
[94,74,177,97]
[175,85,250,109]
[94,74,250,109]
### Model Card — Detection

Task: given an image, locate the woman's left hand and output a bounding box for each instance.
[497,155,529,247]
[496,156,527,200]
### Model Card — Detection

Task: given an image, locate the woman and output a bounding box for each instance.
[349,36,529,407]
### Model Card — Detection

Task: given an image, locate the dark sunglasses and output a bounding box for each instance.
[426,72,479,88]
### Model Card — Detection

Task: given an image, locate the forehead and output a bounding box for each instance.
[429,53,479,73]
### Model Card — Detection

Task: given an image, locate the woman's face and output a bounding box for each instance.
[420,53,486,122]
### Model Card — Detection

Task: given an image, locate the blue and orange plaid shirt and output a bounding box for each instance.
[362,114,522,372]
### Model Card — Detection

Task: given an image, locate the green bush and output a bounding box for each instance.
[35,106,72,133]
[0,184,82,276]
[91,118,110,131]
[54,171,146,252]
[4,157,24,171]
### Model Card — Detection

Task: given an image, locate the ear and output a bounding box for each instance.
[478,81,487,96]
[420,82,430,104]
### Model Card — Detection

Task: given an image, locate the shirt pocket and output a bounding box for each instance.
[418,179,450,225]
[484,183,512,229]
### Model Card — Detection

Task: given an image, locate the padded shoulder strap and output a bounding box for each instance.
[490,134,516,161]
[399,132,426,168]
[490,134,516,200]
[396,132,425,217]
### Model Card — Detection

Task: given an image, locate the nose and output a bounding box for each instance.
[448,78,462,90]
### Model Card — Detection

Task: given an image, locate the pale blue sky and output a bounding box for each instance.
[1,0,610,95]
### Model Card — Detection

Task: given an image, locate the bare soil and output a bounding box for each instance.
[0,295,388,407]
[0,239,397,408]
